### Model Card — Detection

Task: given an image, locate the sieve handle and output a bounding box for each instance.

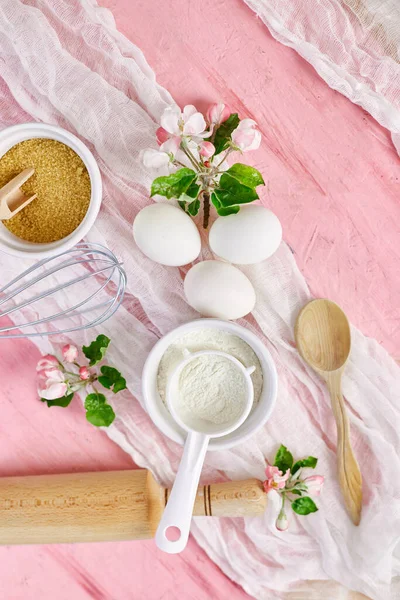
[155,431,209,554]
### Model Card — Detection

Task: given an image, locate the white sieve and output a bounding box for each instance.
[141,319,278,452]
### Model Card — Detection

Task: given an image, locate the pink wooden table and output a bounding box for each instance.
[0,0,399,598]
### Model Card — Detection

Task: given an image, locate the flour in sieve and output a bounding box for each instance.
[157,329,263,412]
[177,354,248,425]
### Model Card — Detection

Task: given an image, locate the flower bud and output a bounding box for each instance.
[79,366,90,381]
[231,118,261,152]
[303,475,324,496]
[62,344,78,363]
[206,103,231,125]
[199,141,215,158]
[156,127,170,145]
[275,512,289,531]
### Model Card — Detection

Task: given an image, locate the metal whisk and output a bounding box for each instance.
[0,243,126,339]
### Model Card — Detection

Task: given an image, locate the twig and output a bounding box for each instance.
[181,143,201,170]
[203,191,210,229]
[214,146,234,170]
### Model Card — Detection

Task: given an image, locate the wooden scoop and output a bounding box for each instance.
[295,299,362,525]
[0,168,36,220]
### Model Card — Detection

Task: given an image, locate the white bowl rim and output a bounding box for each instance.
[0,122,102,259]
[142,318,278,451]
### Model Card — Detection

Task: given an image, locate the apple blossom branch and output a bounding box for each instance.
[263,444,324,531]
[143,103,264,228]
[36,335,126,427]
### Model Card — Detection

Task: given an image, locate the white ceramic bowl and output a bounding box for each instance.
[0,123,102,258]
[142,318,278,451]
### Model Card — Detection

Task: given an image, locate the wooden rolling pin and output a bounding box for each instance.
[0,469,266,545]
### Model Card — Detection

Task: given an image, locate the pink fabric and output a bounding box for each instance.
[0,0,399,599]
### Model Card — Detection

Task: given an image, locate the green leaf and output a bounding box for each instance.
[84,392,107,410]
[290,489,302,497]
[211,193,221,209]
[187,199,200,216]
[226,163,264,188]
[86,404,115,427]
[213,113,240,155]
[112,379,127,394]
[185,182,200,199]
[274,444,294,473]
[98,366,127,394]
[216,205,240,216]
[212,192,240,216]
[214,173,259,207]
[99,366,121,380]
[292,456,318,476]
[41,393,74,408]
[178,182,201,205]
[82,335,110,366]
[97,376,111,389]
[291,496,318,516]
[150,168,197,199]
[84,392,115,427]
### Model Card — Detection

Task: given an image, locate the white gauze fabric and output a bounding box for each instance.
[242,0,400,154]
[0,2,399,599]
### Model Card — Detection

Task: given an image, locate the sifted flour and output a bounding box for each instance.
[177,354,248,425]
[157,329,263,415]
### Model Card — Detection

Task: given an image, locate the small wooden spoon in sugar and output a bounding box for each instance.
[0,168,36,220]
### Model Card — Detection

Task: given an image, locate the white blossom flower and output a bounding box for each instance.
[142,137,181,169]
[161,105,209,140]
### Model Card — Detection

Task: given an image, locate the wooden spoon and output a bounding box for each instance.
[295,299,362,525]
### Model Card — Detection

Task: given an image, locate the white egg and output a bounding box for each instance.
[209,205,282,265]
[184,260,256,320]
[133,203,201,266]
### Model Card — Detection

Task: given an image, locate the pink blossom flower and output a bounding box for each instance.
[38,367,63,380]
[156,127,169,145]
[263,465,290,493]
[79,366,90,381]
[37,370,48,388]
[38,368,67,400]
[231,118,261,151]
[206,103,231,125]
[303,475,324,496]
[276,512,289,531]
[160,105,209,139]
[40,382,68,400]
[199,141,215,158]
[37,367,64,384]
[36,354,59,372]
[62,344,78,363]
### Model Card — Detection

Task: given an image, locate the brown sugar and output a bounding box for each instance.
[0,138,91,243]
